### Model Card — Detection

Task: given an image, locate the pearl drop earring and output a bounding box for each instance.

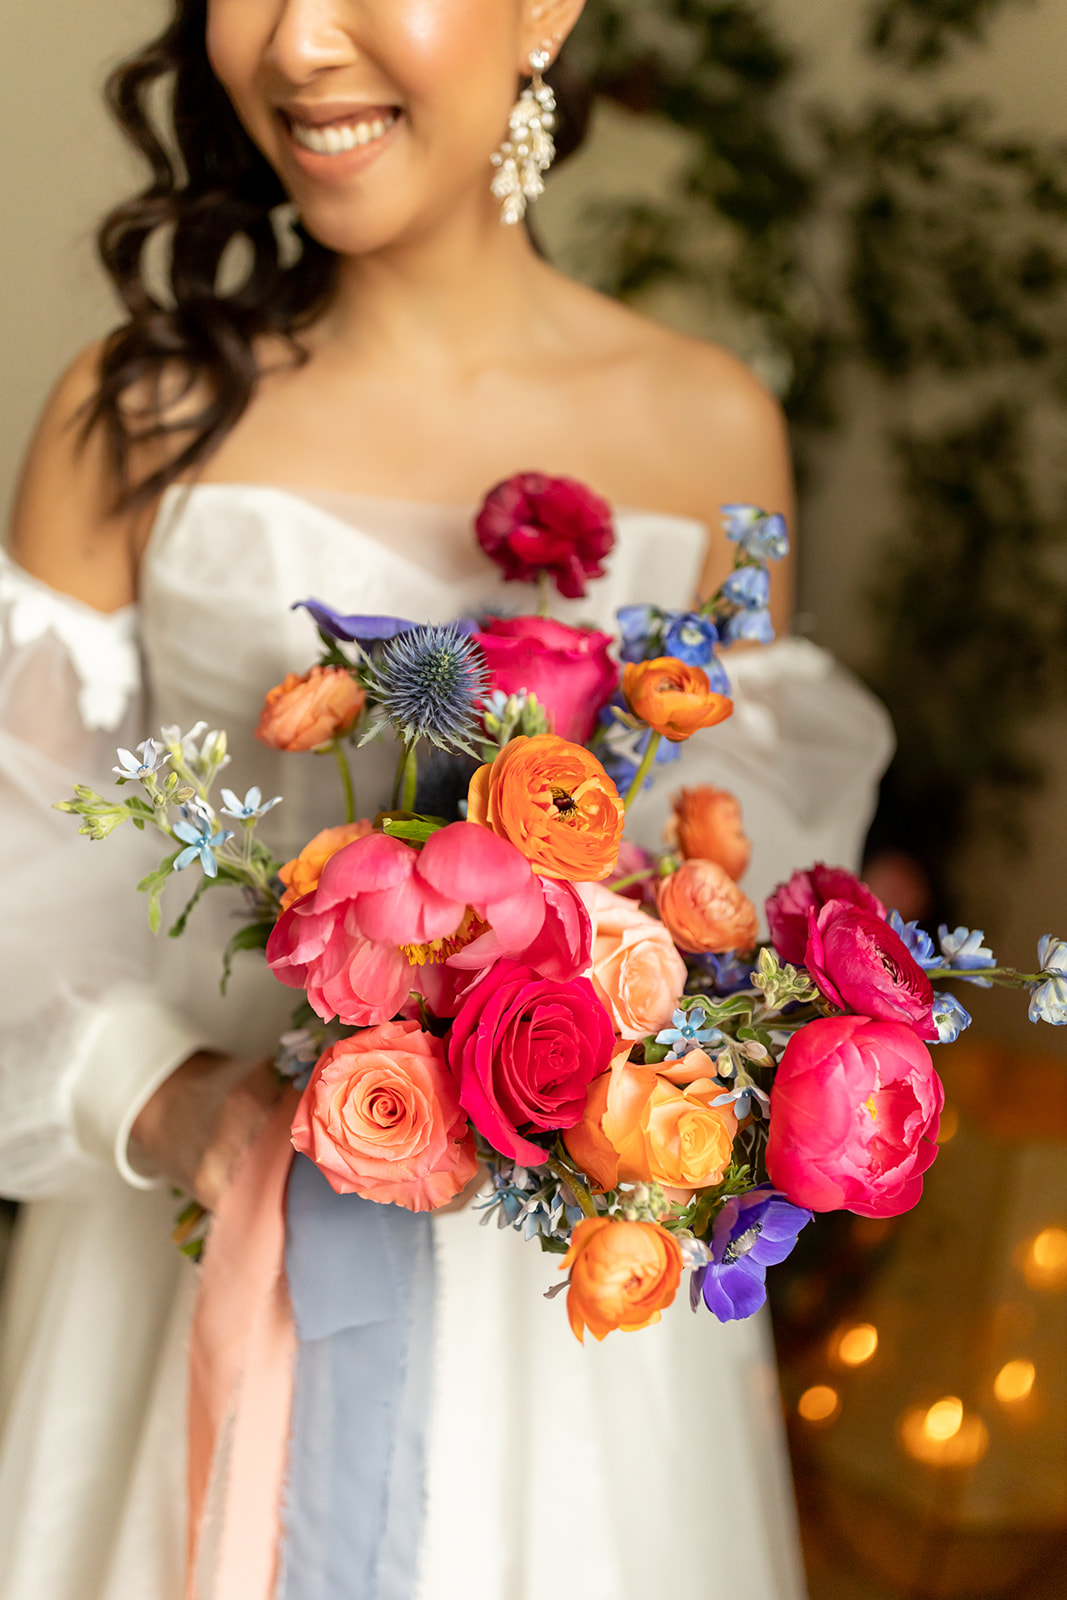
[490,46,557,226]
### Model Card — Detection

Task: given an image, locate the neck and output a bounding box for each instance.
[313,198,552,376]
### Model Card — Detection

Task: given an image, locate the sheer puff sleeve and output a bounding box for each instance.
[0,552,209,1199]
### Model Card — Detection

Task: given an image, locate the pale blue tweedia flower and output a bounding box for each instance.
[365,623,489,754]
[219,786,282,820]
[113,738,169,780]
[1029,936,1067,1024]
[932,991,972,1043]
[939,925,997,986]
[713,1079,771,1120]
[888,911,940,970]
[172,813,233,878]
[655,1007,724,1059]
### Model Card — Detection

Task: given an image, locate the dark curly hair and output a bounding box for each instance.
[85,0,593,508]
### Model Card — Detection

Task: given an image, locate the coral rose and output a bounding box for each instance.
[467,734,624,882]
[474,616,618,745]
[291,1020,478,1212]
[278,820,373,911]
[583,883,687,1041]
[766,1015,944,1218]
[565,1049,736,1194]
[669,786,751,881]
[806,899,937,1040]
[766,863,885,966]
[657,859,759,954]
[623,658,733,742]
[256,665,366,752]
[448,960,615,1166]
[563,1217,683,1342]
[475,472,615,600]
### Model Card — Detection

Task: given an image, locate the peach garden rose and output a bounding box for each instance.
[582,882,688,1042]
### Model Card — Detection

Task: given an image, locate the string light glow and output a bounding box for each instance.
[994,1359,1036,1404]
[798,1385,840,1423]
[835,1323,879,1367]
[1022,1226,1067,1291]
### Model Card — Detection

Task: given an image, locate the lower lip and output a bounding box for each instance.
[281,114,400,184]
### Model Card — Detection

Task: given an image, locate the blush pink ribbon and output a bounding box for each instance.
[186,1089,300,1600]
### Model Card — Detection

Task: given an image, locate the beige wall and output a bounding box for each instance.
[1,0,162,530]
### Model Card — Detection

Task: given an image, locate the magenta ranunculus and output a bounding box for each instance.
[806,899,937,1040]
[449,960,615,1166]
[766,863,885,966]
[474,616,618,744]
[475,473,616,600]
[766,1015,944,1218]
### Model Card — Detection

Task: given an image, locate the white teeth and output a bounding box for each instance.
[291,113,395,156]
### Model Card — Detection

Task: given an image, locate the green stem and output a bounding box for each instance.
[609,867,657,893]
[332,739,356,825]
[546,1155,598,1220]
[400,742,419,813]
[623,731,663,812]
[924,965,1042,988]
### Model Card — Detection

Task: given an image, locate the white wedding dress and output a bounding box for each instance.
[0,482,893,1600]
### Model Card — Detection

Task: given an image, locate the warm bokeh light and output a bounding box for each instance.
[936,1104,960,1144]
[798,1385,840,1423]
[1022,1226,1067,1290]
[836,1323,879,1367]
[900,1400,989,1466]
[994,1359,1036,1404]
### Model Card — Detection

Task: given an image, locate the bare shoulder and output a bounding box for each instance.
[8,340,150,612]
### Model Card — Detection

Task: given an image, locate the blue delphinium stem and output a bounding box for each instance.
[332,739,356,825]
[623,732,662,812]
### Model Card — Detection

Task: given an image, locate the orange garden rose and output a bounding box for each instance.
[657,858,760,954]
[564,1050,737,1195]
[255,665,366,753]
[563,1217,684,1342]
[668,785,751,881]
[467,734,624,882]
[278,820,373,911]
[622,658,733,742]
[584,883,687,1041]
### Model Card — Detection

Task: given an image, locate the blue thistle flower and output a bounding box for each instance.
[364,623,489,755]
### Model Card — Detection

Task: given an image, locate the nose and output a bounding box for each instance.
[266,0,359,83]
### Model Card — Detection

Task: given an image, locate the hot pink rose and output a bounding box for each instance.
[475,473,615,600]
[291,1020,478,1211]
[449,960,616,1166]
[474,616,618,744]
[766,1015,944,1218]
[806,899,937,1040]
[767,864,885,966]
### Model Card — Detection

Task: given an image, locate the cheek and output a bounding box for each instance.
[382,0,519,137]
[206,0,275,116]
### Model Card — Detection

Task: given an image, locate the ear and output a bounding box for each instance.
[520,0,587,67]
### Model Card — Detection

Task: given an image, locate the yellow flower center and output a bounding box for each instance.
[400,907,488,966]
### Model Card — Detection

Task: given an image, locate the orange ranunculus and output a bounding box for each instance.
[563,1217,683,1343]
[255,666,366,753]
[622,658,733,742]
[466,734,624,882]
[278,820,374,911]
[564,1050,737,1195]
[668,785,751,881]
[584,883,687,1041]
[657,858,759,954]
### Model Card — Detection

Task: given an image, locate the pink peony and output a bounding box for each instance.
[806,899,937,1040]
[474,616,618,744]
[766,1015,944,1218]
[582,883,688,1041]
[449,875,591,985]
[766,864,885,966]
[291,1021,478,1211]
[475,473,615,600]
[449,960,616,1166]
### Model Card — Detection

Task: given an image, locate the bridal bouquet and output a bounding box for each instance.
[59,475,1067,1344]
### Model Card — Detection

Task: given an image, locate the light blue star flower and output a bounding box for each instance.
[1037,935,1067,976]
[655,1007,724,1059]
[172,813,233,878]
[219,786,282,820]
[932,991,972,1043]
[713,1081,771,1119]
[888,911,940,970]
[1029,937,1067,1024]
[663,612,719,667]
[938,925,997,986]
[113,738,169,780]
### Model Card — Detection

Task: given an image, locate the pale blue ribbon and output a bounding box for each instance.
[279,1155,435,1600]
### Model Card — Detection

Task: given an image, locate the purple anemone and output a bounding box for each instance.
[691,1186,812,1322]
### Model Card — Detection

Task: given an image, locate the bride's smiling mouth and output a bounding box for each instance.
[279,104,402,177]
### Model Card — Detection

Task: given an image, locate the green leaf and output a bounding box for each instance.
[221,920,274,995]
[537,1235,570,1256]
[380,815,449,844]
[137,851,180,934]
[168,876,212,939]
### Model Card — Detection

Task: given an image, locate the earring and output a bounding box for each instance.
[491,47,557,226]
